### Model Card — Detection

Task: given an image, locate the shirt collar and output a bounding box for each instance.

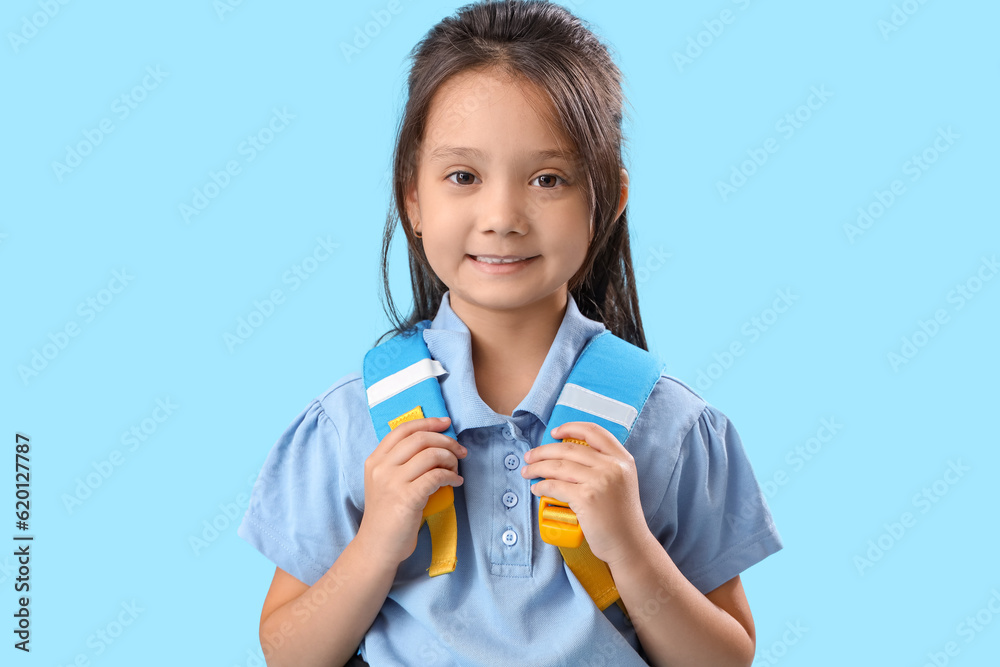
[422,291,606,436]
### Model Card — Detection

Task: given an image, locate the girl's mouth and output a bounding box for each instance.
[467,255,538,273]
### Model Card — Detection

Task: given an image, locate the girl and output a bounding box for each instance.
[238,1,782,665]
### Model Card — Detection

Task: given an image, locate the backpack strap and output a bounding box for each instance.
[363,321,458,576]
[533,330,665,615]
[361,323,666,616]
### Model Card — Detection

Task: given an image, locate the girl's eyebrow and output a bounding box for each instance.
[426,146,576,164]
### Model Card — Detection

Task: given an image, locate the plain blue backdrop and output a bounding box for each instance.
[3,0,998,665]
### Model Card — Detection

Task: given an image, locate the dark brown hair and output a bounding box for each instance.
[377,0,647,350]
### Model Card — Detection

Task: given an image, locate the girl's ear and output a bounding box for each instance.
[405,182,421,233]
[615,168,630,223]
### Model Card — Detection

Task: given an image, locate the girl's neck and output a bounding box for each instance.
[450,291,568,415]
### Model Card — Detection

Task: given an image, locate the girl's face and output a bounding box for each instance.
[406,68,604,323]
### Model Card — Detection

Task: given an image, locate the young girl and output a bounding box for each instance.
[238,1,782,665]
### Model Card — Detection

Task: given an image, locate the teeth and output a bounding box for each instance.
[476,256,525,264]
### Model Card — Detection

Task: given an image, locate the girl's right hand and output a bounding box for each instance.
[357,416,466,569]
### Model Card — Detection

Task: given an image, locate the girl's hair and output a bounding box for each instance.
[377,0,647,350]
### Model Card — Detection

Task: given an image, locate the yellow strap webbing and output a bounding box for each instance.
[558,535,623,611]
[548,437,628,615]
[425,505,458,576]
[388,405,458,577]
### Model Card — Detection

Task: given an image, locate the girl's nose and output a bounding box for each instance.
[478,180,529,236]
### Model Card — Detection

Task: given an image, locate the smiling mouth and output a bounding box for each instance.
[469,255,537,264]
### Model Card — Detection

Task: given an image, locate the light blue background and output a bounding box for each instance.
[3,0,998,665]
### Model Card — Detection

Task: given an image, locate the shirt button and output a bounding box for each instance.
[501,529,518,546]
[502,491,518,508]
[501,424,514,440]
[504,454,520,470]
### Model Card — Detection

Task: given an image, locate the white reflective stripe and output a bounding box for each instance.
[366,358,447,408]
[555,383,638,430]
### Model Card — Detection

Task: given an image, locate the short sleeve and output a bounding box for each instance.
[237,397,362,587]
[653,403,783,594]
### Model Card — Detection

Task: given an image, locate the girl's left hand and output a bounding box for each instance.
[521,421,651,566]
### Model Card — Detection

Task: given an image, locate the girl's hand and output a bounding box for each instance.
[521,421,650,566]
[357,417,466,569]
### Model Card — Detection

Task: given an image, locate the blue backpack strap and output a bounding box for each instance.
[363,320,457,443]
[362,321,459,576]
[533,329,664,531]
[537,330,664,452]
[533,330,664,615]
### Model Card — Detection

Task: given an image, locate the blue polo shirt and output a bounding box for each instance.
[238,291,782,665]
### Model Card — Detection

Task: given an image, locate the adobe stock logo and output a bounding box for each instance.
[693,288,798,392]
[17,268,134,386]
[634,246,672,286]
[754,620,808,666]
[728,417,843,531]
[843,126,958,244]
[672,0,756,74]
[51,66,169,183]
[62,398,179,514]
[716,86,833,202]
[853,459,970,576]
[188,471,257,556]
[7,0,72,54]
[886,255,997,372]
[223,236,339,352]
[339,0,403,64]
[877,0,932,40]
[213,0,247,21]
[179,107,295,224]
[56,599,144,666]
[919,588,1000,667]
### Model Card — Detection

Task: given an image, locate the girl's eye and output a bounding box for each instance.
[533,174,567,188]
[446,171,478,186]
